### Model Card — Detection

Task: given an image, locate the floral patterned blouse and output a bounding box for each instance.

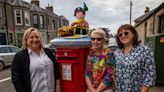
[84,48,115,89]
[114,45,156,92]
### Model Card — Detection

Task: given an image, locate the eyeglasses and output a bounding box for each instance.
[91,37,104,41]
[118,31,129,37]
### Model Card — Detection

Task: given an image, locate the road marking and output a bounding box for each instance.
[0,77,11,83]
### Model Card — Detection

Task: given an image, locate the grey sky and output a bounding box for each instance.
[25,0,163,33]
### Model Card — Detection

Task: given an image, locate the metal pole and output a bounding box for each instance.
[130,1,132,25]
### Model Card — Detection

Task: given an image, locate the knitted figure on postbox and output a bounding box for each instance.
[71,3,89,35]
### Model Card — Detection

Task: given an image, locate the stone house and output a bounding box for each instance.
[134,2,164,44]
[0,0,69,47]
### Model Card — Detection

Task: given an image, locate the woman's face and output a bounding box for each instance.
[91,33,105,50]
[26,30,41,50]
[118,29,134,46]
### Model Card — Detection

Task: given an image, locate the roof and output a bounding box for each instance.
[0,0,14,4]
[59,15,69,21]
[45,9,58,17]
[6,0,14,4]
[30,4,43,12]
[1,0,67,22]
[30,3,58,17]
[12,0,25,6]
[134,2,164,27]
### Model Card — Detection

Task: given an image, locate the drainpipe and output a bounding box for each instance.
[144,22,147,44]
[4,0,9,45]
[10,3,16,46]
[152,11,155,34]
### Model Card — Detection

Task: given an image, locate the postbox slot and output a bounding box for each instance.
[57,57,76,60]
[57,58,76,63]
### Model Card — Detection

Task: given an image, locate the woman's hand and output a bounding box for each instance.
[96,82,106,92]
[89,87,96,92]
[141,86,149,92]
[56,86,61,92]
[90,47,97,53]
[56,80,61,92]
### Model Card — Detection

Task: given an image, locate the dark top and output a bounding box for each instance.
[11,48,60,92]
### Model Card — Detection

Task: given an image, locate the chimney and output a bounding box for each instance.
[46,3,54,12]
[145,7,149,13]
[31,0,40,7]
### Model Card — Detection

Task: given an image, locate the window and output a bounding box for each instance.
[9,47,20,53]
[47,18,49,25]
[14,10,22,25]
[0,47,10,53]
[53,20,58,30]
[52,20,55,30]
[24,11,30,26]
[158,14,164,33]
[33,14,38,27]
[55,20,58,30]
[0,6,2,17]
[40,15,44,28]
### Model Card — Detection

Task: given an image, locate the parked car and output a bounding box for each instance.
[108,38,117,51]
[0,45,20,70]
[108,45,117,51]
[44,43,56,55]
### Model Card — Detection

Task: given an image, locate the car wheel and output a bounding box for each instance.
[0,61,4,71]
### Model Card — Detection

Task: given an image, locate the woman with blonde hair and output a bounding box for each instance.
[11,27,61,92]
[85,28,115,92]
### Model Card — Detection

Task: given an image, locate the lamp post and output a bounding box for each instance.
[130,1,132,25]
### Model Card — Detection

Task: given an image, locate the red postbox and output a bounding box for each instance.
[56,48,89,92]
[50,35,91,92]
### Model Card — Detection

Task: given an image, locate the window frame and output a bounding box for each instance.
[14,9,23,25]
[158,14,164,33]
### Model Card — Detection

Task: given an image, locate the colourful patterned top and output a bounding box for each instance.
[85,48,115,89]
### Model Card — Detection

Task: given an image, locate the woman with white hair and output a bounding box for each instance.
[11,27,61,92]
[85,28,115,92]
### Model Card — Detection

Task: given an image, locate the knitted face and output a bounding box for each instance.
[76,11,85,19]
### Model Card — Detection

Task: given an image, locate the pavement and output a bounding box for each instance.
[0,67,164,92]
[150,86,164,92]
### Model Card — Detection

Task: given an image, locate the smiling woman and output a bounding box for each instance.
[85,28,115,92]
[114,24,156,92]
[11,27,61,92]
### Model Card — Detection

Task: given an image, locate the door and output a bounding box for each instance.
[0,33,7,45]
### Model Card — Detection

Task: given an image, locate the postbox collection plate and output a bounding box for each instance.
[62,64,72,81]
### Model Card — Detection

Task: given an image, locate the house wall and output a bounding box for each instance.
[135,7,164,44]
[154,9,164,34]
[135,23,145,44]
